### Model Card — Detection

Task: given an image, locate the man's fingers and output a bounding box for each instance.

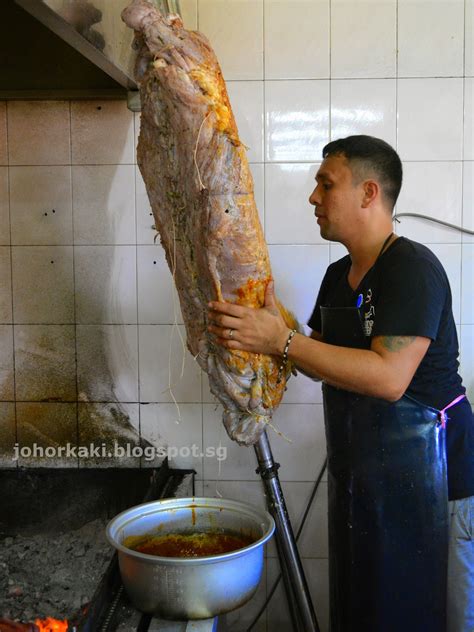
[208,323,240,338]
[264,280,277,308]
[208,313,241,329]
[216,337,240,349]
[208,301,246,317]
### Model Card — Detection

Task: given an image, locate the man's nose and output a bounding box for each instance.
[309,186,320,206]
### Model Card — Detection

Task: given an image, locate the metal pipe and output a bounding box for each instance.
[254,431,320,632]
[274,534,304,631]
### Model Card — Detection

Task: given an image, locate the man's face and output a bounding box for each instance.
[309,154,363,243]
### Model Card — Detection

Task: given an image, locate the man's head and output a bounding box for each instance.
[322,135,403,211]
[309,135,402,243]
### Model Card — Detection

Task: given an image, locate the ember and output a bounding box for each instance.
[0,619,67,632]
[34,618,68,632]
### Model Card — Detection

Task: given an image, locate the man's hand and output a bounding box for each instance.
[207,281,290,355]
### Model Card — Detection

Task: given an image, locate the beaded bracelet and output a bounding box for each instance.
[276,328,297,384]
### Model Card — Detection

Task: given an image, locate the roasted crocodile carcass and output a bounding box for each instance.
[122,0,297,445]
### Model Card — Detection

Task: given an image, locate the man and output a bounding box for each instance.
[208,135,474,632]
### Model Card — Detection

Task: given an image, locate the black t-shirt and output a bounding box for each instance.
[308,236,474,500]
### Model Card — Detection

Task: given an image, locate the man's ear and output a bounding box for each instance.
[361,180,379,208]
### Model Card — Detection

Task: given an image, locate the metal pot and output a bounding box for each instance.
[105,496,275,620]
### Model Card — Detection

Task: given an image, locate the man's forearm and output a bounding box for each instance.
[295,365,321,381]
[286,333,402,401]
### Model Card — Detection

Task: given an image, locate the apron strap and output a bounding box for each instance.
[439,393,466,428]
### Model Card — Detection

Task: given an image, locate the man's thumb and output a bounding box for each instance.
[265,280,276,307]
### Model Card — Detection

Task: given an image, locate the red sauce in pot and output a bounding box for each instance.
[124,531,256,558]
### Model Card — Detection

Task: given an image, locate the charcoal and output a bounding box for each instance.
[0,518,113,620]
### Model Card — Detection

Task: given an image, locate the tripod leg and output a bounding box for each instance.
[254,431,320,632]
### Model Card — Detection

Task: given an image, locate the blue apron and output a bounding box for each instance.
[321,304,448,632]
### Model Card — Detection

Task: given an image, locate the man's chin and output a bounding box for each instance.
[318,226,332,242]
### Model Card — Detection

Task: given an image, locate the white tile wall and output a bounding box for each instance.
[467,0,474,77]
[398,0,464,78]
[76,324,139,402]
[0,247,12,323]
[396,162,463,244]
[264,0,329,80]
[268,245,329,326]
[180,0,198,30]
[7,101,70,166]
[16,402,78,467]
[0,103,7,166]
[10,167,73,245]
[331,79,396,146]
[270,404,326,482]
[0,325,14,400]
[137,245,184,324]
[136,167,156,244]
[461,326,474,401]
[74,246,137,323]
[265,163,322,244]
[78,402,140,468]
[226,81,264,163]
[14,325,76,401]
[463,161,474,242]
[250,163,265,227]
[0,167,9,244]
[267,557,329,632]
[140,403,204,476]
[138,325,201,403]
[72,165,135,244]
[465,78,473,160]
[12,246,74,323]
[1,1,474,629]
[198,0,264,80]
[429,244,462,325]
[265,80,329,162]
[71,101,134,165]
[202,404,261,481]
[397,79,464,161]
[265,479,328,560]
[462,245,474,324]
[0,403,16,467]
[331,0,396,79]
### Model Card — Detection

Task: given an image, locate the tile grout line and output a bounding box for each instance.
[133,111,143,467]
[460,0,467,328]
[262,0,267,241]
[5,102,18,467]
[6,158,473,170]
[68,99,80,469]
[395,0,399,157]
[69,100,80,468]
[328,0,333,264]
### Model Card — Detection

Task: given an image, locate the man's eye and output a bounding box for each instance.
[323,184,331,190]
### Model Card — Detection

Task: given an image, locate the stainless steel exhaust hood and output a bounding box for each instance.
[1,0,180,106]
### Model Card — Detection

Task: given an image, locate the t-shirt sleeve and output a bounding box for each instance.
[372,255,448,340]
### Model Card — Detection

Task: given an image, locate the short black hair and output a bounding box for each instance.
[322,135,403,212]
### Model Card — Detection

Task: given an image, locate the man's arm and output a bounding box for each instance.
[291,330,323,380]
[286,333,430,401]
[208,283,431,402]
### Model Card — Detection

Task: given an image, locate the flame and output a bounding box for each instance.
[34,618,68,632]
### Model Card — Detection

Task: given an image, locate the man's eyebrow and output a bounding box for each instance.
[315,171,333,181]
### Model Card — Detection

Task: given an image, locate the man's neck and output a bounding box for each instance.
[345,229,396,289]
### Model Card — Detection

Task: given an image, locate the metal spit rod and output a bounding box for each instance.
[254,431,320,632]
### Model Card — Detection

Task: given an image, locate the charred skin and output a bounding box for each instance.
[122,0,297,444]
